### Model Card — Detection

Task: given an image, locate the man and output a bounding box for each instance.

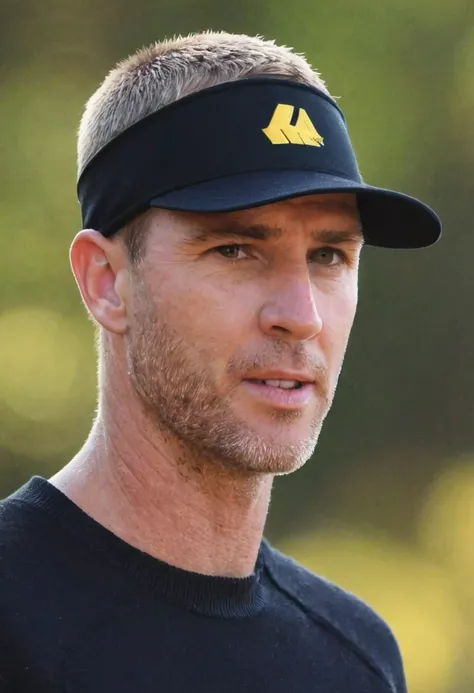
[0,32,440,692]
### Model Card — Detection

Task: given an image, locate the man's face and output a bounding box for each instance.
[124,193,363,475]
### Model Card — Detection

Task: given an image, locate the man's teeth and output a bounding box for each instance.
[262,379,300,389]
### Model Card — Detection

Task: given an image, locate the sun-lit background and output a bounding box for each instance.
[1,2,474,691]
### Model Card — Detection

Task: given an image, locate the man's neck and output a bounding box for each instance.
[49,410,273,578]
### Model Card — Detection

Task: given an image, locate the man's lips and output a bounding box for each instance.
[241,378,315,409]
[241,371,315,384]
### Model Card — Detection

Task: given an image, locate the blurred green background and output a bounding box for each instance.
[1,1,474,691]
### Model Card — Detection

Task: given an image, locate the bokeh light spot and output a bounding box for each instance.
[0,306,81,421]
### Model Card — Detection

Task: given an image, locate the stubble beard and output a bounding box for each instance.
[126,292,334,477]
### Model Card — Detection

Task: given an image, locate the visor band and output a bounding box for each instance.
[77,78,362,237]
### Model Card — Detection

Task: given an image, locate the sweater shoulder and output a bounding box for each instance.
[263,541,406,693]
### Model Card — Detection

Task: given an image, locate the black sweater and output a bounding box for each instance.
[0,477,406,692]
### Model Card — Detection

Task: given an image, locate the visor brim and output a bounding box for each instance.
[150,170,441,249]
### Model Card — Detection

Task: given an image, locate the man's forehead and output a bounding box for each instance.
[226,195,357,233]
[144,194,363,251]
[168,207,363,249]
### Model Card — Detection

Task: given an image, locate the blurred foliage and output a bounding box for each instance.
[1,1,474,691]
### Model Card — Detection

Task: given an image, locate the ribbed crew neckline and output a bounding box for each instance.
[10,476,267,619]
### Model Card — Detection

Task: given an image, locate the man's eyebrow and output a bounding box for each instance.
[316,227,365,245]
[183,223,364,245]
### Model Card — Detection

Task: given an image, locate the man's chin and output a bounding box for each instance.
[245,448,316,476]
[221,430,320,477]
[240,412,323,449]
[206,407,323,475]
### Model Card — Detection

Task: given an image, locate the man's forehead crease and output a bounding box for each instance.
[182,221,364,245]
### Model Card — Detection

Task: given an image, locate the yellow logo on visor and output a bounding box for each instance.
[262,104,324,146]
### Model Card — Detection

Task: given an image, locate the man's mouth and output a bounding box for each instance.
[251,379,303,390]
[241,378,314,409]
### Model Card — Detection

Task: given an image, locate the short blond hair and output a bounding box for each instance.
[77,31,332,177]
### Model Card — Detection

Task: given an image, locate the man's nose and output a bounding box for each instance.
[258,270,323,342]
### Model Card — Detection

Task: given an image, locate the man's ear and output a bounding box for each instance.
[70,229,130,334]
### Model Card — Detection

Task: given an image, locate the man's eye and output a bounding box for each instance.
[214,244,247,260]
[311,247,344,265]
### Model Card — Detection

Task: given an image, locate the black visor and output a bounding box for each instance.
[77,77,441,249]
